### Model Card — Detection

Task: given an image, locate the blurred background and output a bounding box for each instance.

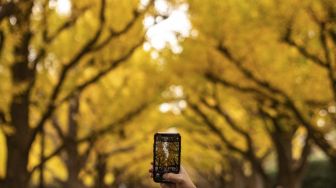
[0,0,336,187]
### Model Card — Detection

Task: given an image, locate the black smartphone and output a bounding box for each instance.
[153,133,181,183]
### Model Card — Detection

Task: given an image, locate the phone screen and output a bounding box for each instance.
[153,133,181,183]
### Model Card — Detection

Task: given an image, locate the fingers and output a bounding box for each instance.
[149,162,153,178]
[163,173,184,184]
[179,165,187,175]
[149,162,184,186]
[160,183,173,188]
[149,169,153,177]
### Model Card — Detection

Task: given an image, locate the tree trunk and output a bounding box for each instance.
[246,170,264,188]
[228,157,246,188]
[64,95,86,188]
[39,128,46,188]
[4,1,34,188]
[111,168,125,188]
[274,130,295,188]
[5,133,30,188]
[5,95,30,187]
[95,154,107,188]
[6,57,32,188]
[245,152,272,188]
[270,119,307,188]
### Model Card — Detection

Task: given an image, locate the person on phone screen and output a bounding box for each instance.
[149,163,197,188]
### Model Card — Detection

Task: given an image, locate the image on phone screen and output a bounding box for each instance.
[153,133,181,183]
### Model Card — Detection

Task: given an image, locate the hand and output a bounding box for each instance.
[149,163,197,188]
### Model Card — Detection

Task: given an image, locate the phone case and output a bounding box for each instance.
[153,133,181,183]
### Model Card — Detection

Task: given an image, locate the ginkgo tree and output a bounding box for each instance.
[159,0,336,187]
[1,0,335,187]
[0,0,164,187]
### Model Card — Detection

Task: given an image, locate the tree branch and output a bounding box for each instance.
[217,44,292,97]
[79,137,96,167]
[50,115,65,140]
[79,102,149,143]
[317,18,336,102]
[29,101,149,175]
[295,134,311,174]
[91,0,154,51]
[187,99,245,155]
[284,39,327,68]
[30,0,107,147]
[188,99,271,183]
[207,71,336,159]
[101,145,135,158]
[45,7,90,44]
[0,110,7,125]
[0,30,4,55]
[285,97,336,159]
[201,97,247,138]
[200,96,255,151]
[57,37,144,107]
[205,73,277,102]
[213,38,336,162]
[31,5,90,81]
[282,16,327,68]
[0,2,18,22]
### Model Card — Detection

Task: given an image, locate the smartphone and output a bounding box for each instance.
[153,133,181,183]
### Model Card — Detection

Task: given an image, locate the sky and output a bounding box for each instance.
[53,0,191,114]
[53,0,191,53]
[143,0,191,54]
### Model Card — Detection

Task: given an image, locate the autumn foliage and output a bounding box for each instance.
[0,0,336,188]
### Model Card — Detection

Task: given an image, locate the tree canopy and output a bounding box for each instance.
[0,0,336,188]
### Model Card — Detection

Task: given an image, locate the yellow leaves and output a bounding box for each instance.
[292,126,307,160]
[107,0,139,30]
[82,175,94,187]
[1,125,16,136]
[0,129,6,178]
[29,134,67,185]
[104,173,114,185]
[10,80,31,96]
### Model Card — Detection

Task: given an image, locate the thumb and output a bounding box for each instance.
[163,173,184,184]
